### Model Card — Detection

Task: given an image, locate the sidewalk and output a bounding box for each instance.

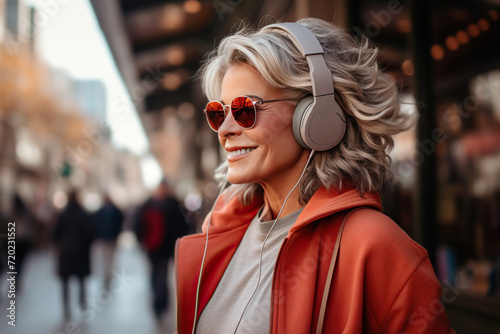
[0,232,176,334]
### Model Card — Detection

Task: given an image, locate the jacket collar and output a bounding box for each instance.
[202,186,382,235]
[291,187,382,234]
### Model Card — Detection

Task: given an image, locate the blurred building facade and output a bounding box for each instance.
[73,79,107,121]
[90,0,500,332]
[0,0,148,248]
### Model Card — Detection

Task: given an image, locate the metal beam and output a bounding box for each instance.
[124,2,214,47]
[89,0,146,115]
[409,0,438,268]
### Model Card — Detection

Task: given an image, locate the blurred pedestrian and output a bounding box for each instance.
[135,180,189,320]
[53,191,94,319]
[93,194,124,289]
[0,210,7,278]
[10,194,35,291]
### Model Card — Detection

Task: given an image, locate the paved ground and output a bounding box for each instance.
[0,232,176,334]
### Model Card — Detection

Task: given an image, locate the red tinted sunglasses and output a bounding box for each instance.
[204,95,295,132]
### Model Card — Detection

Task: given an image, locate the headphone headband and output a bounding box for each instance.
[266,23,334,97]
[267,22,324,55]
[265,22,346,151]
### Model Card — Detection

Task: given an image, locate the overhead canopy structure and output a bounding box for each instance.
[90,0,499,194]
[90,0,500,131]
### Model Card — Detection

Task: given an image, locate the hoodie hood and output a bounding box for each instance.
[202,187,382,235]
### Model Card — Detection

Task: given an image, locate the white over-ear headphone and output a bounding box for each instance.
[265,22,347,151]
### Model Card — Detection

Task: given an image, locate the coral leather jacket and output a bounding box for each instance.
[175,187,456,333]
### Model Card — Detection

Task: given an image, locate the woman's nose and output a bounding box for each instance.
[218,107,242,137]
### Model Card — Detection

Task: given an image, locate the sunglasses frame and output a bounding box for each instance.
[204,95,296,132]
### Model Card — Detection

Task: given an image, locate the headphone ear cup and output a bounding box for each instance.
[293,96,315,150]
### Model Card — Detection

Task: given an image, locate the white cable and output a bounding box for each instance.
[192,180,228,334]
[232,149,316,333]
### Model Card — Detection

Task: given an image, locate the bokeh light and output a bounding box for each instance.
[445,36,459,50]
[53,191,68,209]
[467,24,480,37]
[431,45,445,60]
[183,0,202,14]
[401,60,414,76]
[456,30,469,44]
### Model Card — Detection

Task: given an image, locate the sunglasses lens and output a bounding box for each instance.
[205,101,225,131]
[231,96,256,129]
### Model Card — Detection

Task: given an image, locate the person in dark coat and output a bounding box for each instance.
[93,195,124,289]
[135,180,190,320]
[0,210,7,277]
[11,194,35,291]
[0,194,35,293]
[53,191,94,318]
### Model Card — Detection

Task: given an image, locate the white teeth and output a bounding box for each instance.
[228,148,255,157]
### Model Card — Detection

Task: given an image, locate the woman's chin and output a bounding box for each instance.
[226,173,253,185]
[226,176,245,185]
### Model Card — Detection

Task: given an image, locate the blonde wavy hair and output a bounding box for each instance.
[200,17,414,204]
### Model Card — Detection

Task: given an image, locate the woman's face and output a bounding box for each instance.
[218,63,308,189]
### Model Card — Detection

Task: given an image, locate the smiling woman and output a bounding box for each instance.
[175,18,456,334]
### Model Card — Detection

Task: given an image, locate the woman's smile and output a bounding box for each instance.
[226,146,258,161]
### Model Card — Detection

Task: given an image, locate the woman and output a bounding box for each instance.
[175,18,456,333]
